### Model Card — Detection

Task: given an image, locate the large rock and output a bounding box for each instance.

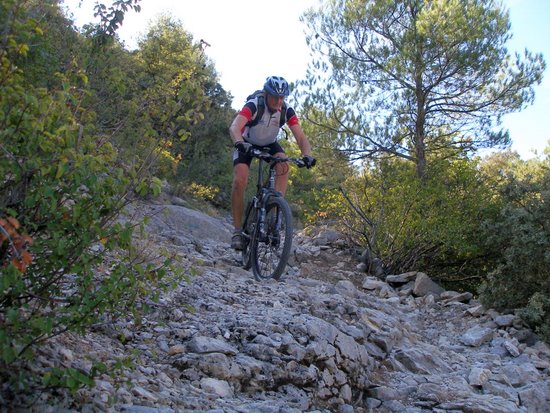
[128,203,232,243]
[413,272,445,297]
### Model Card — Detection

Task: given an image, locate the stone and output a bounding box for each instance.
[413,272,445,298]
[187,336,239,355]
[131,386,158,402]
[167,344,186,355]
[58,347,74,362]
[518,383,549,413]
[367,386,401,401]
[466,305,486,317]
[416,382,448,403]
[503,340,521,357]
[468,367,492,387]
[386,272,418,284]
[339,384,352,403]
[200,378,234,398]
[494,314,516,327]
[482,380,519,400]
[356,262,368,272]
[500,363,542,387]
[442,291,473,304]
[312,228,344,246]
[362,277,387,290]
[461,326,494,347]
[335,280,361,298]
[394,346,451,374]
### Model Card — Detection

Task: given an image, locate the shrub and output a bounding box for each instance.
[316,155,496,288]
[479,158,549,341]
[0,0,172,392]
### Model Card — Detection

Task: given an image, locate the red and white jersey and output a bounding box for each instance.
[238,95,300,146]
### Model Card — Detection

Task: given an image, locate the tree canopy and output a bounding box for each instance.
[301,0,546,179]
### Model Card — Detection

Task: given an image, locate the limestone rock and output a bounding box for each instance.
[7,203,550,413]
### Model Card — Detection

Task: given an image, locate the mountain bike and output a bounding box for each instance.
[241,148,306,281]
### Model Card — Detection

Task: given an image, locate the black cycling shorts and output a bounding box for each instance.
[232,141,285,167]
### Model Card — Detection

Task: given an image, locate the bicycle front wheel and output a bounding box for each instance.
[251,196,293,281]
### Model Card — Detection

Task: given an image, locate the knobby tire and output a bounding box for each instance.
[241,200,256,270]
[251,196,293,281]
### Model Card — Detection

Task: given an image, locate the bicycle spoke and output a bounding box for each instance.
[252,197,292,280]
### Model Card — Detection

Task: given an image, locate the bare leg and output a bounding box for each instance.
[274,152,289,196]
[232,163,249,230]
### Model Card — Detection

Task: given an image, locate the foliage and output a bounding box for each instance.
[282,111,354,226]
[174,81,236,208]
[128,16,237,206]
[13,0,81,89]
[63,11,225,186]
[88,0,141,41]
[181,182,219,203]
[82,13,232,188]
[520,293,550,343]
[478,151,550,340]
[0,217,33,273]
[0,0,181,395]
[80,11,235,190]
[134,16,212,144]
[301,0,545,179]
[297,0,550,325]
[317,154,498,288]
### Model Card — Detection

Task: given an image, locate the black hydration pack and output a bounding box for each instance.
[245,90,287,128]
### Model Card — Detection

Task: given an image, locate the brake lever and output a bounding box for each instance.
[296,159,306,168]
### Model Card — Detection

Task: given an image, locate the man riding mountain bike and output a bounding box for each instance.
[229,75,316,250]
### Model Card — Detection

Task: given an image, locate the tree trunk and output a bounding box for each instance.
[415,132,426,181]
[415,89,427,181]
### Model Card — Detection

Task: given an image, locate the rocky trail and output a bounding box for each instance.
[5,199,550,413]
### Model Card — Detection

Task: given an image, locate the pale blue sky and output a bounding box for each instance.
[66,0,548,159]
[500,0,549,159]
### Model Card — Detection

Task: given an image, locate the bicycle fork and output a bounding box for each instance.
[261,198,283,246]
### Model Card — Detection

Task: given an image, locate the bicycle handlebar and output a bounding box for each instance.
[249,148,307,168]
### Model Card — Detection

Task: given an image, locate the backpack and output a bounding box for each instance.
[245,90,287,128]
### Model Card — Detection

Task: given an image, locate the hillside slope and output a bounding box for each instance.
[5,199,549,413]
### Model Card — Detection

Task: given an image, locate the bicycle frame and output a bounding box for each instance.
[252,149,305,192]
[241,148,305,279]
[247,150,304,239]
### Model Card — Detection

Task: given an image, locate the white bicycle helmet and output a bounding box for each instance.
[263,76,290,97]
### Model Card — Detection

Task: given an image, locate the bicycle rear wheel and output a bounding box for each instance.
[251,196,293,281]
[241,200,256,270]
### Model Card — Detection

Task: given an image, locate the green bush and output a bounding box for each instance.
[520,293,550,342]
[479,155,549,341]
[0,0,171,392]
[316,154,497,288]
